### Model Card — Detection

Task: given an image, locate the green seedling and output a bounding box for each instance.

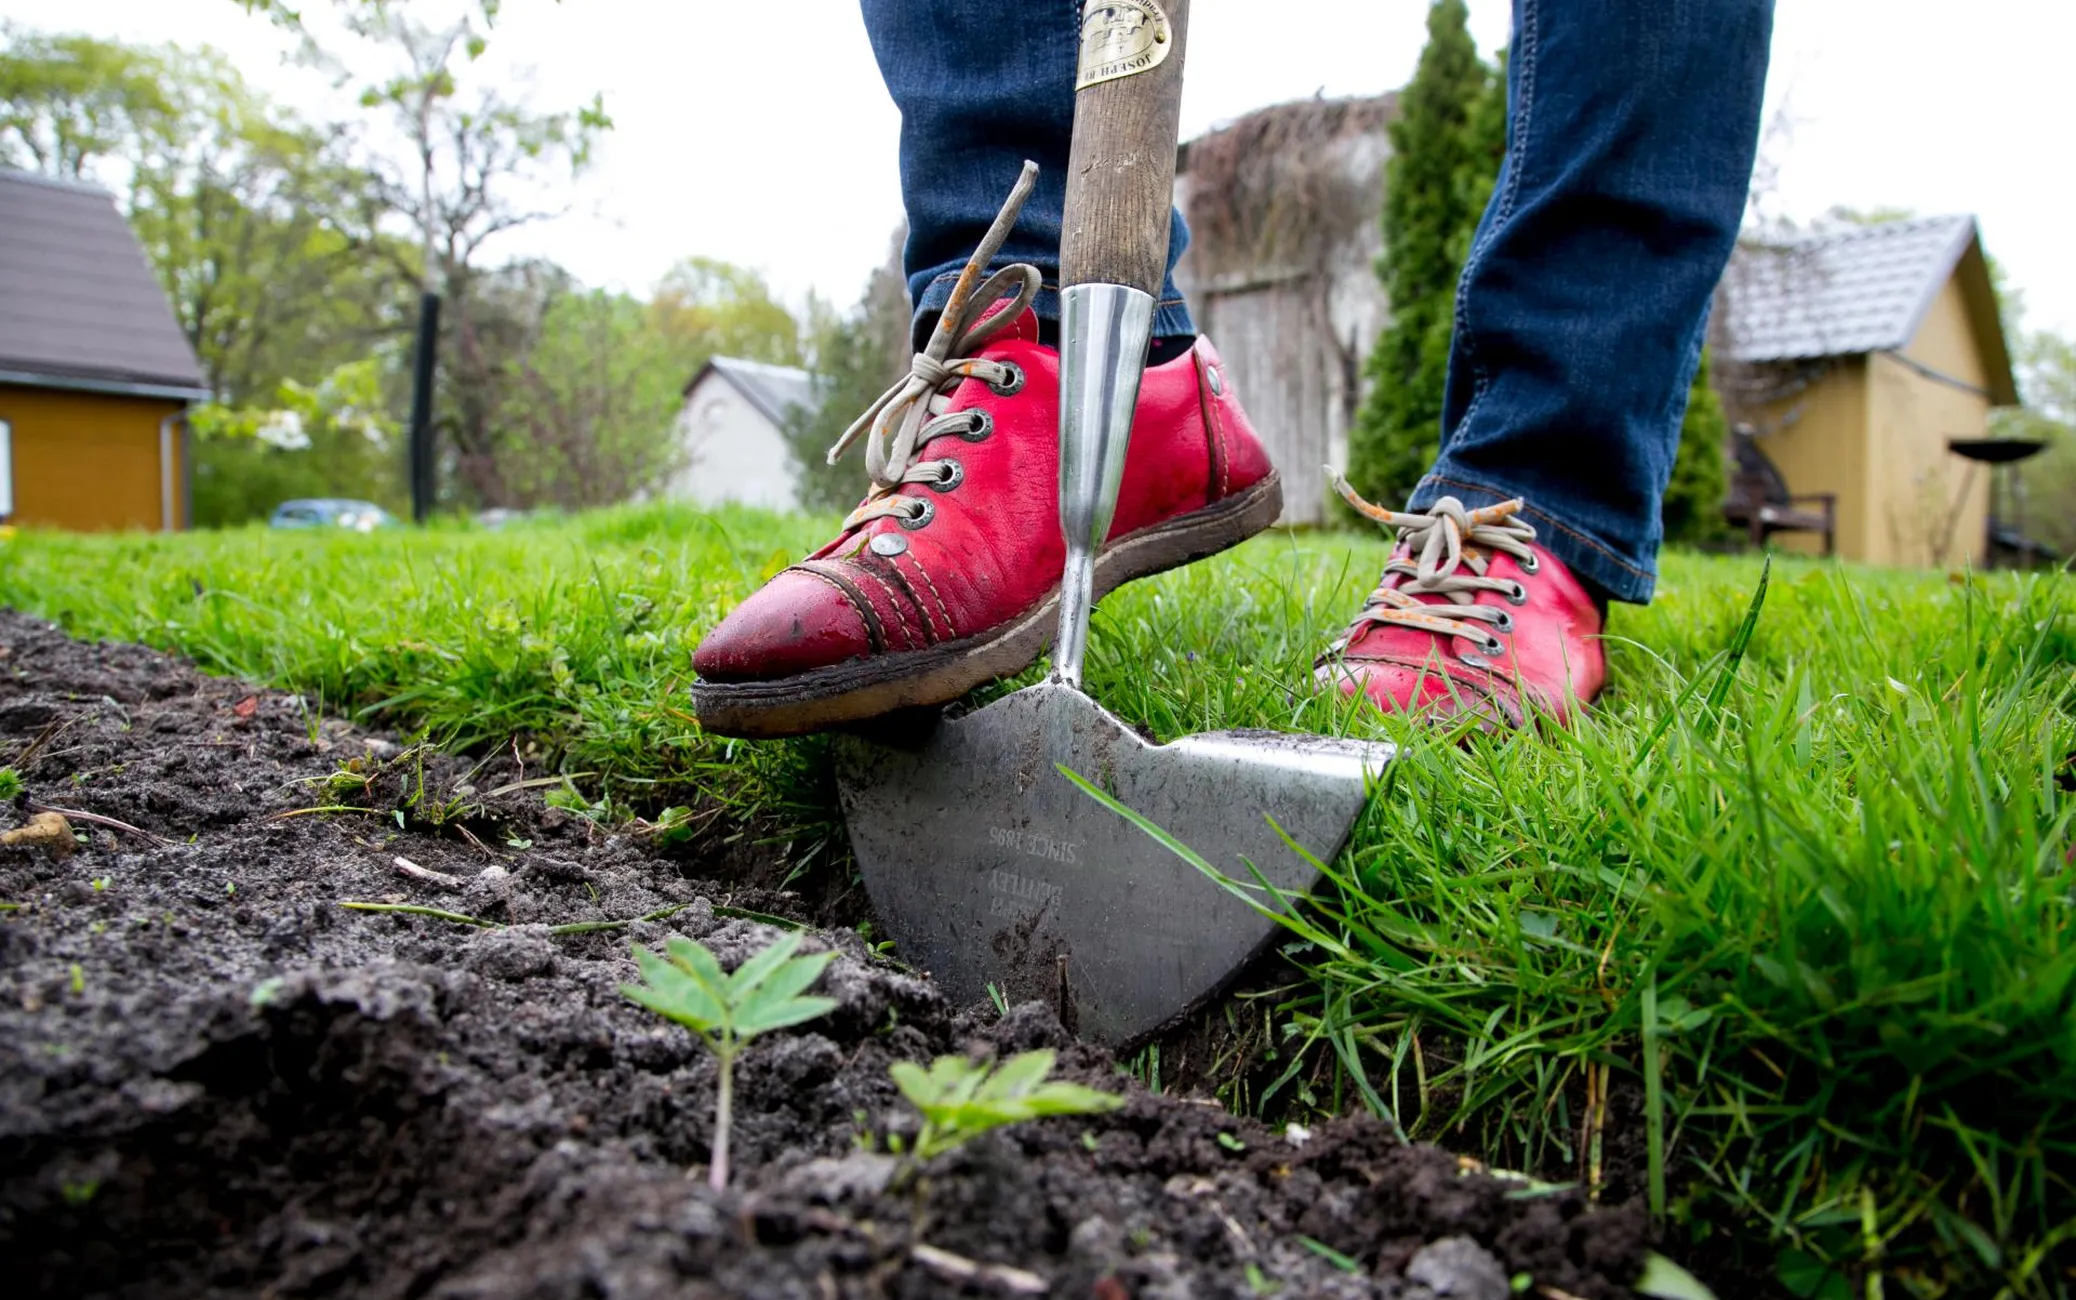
[1298,1236,1360,1274]
[645,805,698,844]
[621,932,837,1191]
[890,1048,1123,1163]
[0,767,22,800]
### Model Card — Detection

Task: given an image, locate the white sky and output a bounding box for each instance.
[7,0,2073,339]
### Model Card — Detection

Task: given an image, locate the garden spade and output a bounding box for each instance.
[836,0,1392,1046]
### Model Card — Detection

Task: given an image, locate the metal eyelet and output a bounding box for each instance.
[987,362,1026,398]
[1459,651,1489,670]
[1484,636,1506,656]
[958,409,994,441]
[1506,582,1529,606]
[899,498,937,530]
[929,459,965,492]
[1519,552,1541,575]
[1494,612,1514,634]
[869,532,909,557]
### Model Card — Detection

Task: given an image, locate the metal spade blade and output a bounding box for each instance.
[836,684,1390,1044]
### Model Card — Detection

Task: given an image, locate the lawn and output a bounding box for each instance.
[2,503,2071,1297]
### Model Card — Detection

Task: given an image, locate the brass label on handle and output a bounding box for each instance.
[1075,0,1172,91]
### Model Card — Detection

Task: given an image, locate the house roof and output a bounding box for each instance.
[0,168,211,401]
[1718,213,2018,405]
[684,356,820,429]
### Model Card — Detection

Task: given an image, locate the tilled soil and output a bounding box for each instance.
[0,611,1652,1298]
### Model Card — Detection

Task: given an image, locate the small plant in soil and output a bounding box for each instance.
[890,1048,1123,1163]
[621,932,836,1191]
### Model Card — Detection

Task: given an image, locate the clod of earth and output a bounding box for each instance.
[0,612,1654,1298]
[0,809,75,859]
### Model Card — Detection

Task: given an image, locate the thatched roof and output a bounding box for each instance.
[1178,94,1398,285]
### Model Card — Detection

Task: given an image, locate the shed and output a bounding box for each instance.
[0,168,210,531]
[1713,215,2019,567]
[1174,95,1397,525]
[666,356,821,511]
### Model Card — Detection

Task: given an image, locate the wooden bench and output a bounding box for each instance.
[1721,425,1837,557]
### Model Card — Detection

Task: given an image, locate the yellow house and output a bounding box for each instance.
[1716,215,2019,567]
[0,169,210,531]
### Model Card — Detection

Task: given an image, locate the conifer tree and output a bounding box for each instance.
[1662,350,1731,545]
[1345,1,1503,508]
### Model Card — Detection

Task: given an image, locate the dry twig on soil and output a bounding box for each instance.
[394,856,464,890]
[908,1244,1047,1296]
[27,802,169,848]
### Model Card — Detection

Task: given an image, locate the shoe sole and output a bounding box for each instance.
[692,472,1285,739]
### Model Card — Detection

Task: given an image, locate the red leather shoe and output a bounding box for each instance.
[1316,479,1605,728]
[692,272,1281,740]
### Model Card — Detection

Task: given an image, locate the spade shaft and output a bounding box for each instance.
[1060,0,1192,297]
[1054,0,1191,685]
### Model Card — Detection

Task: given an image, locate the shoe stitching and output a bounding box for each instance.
[790,563,886,656]
[849,563,927,651]
[899,551,959,643]
[872,556,943,646]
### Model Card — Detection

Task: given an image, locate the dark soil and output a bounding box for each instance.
[0,611,1654,1299]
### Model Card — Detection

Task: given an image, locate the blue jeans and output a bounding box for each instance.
[861,0,1774,603]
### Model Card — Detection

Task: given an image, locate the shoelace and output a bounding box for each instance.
[826,162,1043,533]
[1326,471,1539,660]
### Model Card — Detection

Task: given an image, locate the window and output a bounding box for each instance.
[0,418,12,520]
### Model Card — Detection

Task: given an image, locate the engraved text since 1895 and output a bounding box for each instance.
[987,825,1079,865]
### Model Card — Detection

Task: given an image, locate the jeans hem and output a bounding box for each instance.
[914,270,1196,340]
[1408,467,1658,605]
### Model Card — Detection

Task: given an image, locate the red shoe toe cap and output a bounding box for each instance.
[694,568,874,683]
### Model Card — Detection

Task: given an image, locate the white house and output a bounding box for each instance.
[665,356,821,510]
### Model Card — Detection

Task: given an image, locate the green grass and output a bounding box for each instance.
[1,502,2071,1296]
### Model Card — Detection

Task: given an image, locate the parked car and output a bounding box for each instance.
[268,499,398,532]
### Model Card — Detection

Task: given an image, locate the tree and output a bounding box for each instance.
[1,28,412,409]
[189,359,405,525]
[2002,327,2076,558]
[1344,1,1505,507]
[651,258,807,375]
[785,231,911,514]
[1662,350,1731,545]
[286,2,609,509]
[0,24,180,179]
[439,256,802,511]
[482,281,690,510]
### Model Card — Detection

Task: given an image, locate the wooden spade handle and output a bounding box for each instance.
[1060,0,1192,296]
